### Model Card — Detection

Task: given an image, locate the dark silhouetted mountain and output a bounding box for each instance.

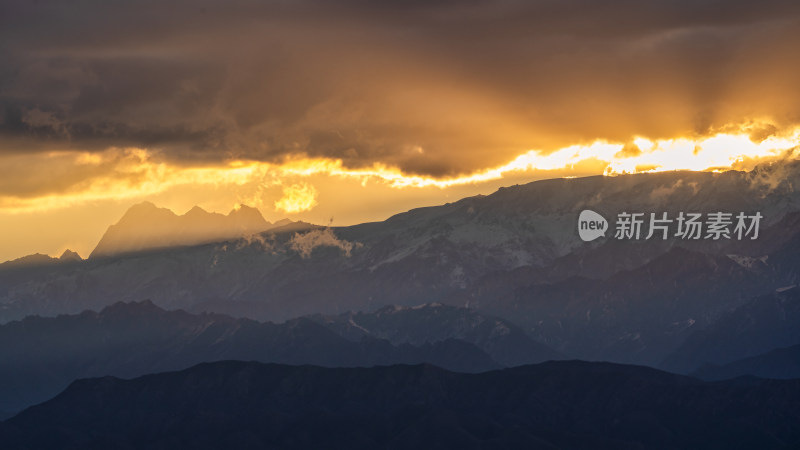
[0,249,82,269]
[692,344,800,380]
[2,360,800,449]
[0,301,499,415]
[57,249,82,262]
[309,303,562,366]
[661,286,800,373]
[0,253,57,269]
[89,202,279,258]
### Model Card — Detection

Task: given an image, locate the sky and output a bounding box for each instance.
[2,0,800,261]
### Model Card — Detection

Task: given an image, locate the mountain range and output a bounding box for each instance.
[1,162,800,448]
[2,162,800,378]
[3,360,799,449]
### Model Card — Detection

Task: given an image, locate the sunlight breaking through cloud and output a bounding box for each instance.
[1,125,799,214]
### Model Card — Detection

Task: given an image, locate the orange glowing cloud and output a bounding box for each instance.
[0,124,798,215]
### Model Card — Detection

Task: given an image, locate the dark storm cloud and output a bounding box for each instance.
[2,0,800,176]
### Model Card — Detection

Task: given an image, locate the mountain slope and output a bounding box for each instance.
[661,286,800,373]
[3,361,800,449]
[476,246,773,364]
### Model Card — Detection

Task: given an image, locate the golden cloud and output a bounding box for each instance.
[0,123,798,214]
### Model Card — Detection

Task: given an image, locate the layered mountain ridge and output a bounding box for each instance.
[0,300,555,414]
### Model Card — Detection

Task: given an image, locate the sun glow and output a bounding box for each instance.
[274,182,319,214]
[604,132,800,175]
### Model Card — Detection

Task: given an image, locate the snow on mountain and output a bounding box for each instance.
[349,163,800,271]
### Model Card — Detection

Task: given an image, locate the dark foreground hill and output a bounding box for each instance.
[2,361,799,449]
